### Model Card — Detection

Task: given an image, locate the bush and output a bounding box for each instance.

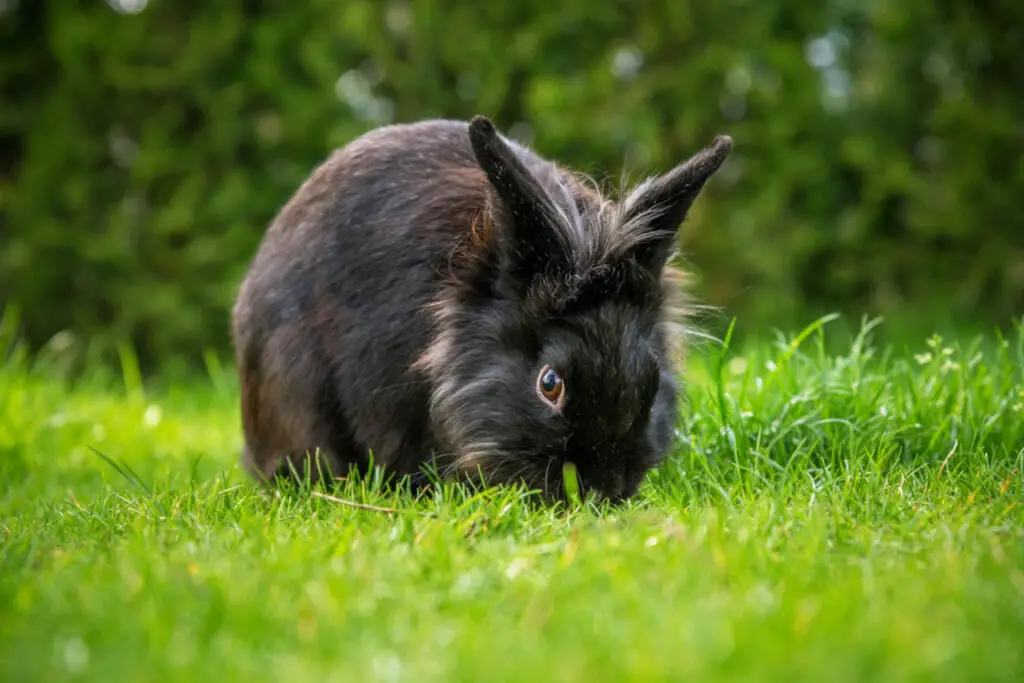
[2,0,1021,371]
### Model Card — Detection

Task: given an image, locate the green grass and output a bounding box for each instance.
[2,315,1023,683]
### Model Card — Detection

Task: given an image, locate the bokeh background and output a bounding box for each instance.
[2,1,1022,375]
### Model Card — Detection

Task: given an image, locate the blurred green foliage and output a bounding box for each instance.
[2,0,1022,371]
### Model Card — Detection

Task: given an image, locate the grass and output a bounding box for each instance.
[1,314,1023,683]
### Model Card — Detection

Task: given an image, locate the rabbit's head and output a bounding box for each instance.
[415,116,732,503]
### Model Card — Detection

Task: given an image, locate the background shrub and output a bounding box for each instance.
[2,0,1022,371]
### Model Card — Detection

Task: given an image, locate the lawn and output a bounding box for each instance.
[1,315,1022,683]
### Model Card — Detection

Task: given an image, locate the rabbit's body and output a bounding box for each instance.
[232,116,731,502]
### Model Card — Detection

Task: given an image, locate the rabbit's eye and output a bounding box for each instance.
[536,365,565,406]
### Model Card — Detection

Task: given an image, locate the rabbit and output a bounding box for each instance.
[230,115,732,503]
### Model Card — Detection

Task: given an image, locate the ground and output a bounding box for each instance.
[1,316,1022,682]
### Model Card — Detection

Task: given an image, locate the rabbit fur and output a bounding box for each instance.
[231,115,732,503]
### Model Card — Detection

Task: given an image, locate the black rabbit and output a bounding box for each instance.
[231,115,732,503]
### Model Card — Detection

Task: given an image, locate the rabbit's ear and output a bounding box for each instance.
[619,134,733,275]
[468,116,566,288]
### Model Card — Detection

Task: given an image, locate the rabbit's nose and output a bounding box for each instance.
[599,470,628,501]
